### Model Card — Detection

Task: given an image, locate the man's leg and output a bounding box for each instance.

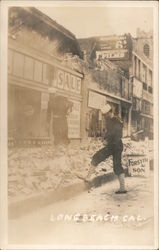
[86,144,112,180]
[113,146,127,193]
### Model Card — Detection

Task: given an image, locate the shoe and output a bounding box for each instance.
[115,190,127,194]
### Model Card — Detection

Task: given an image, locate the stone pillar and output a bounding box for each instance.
[128,105,132,136]
[133,54,135,76]
[136,57,139,78]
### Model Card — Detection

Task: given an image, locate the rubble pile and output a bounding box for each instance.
[122,138,149,155]
[8,138,152,200]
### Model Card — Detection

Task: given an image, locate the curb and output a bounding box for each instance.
[9,171,118,219]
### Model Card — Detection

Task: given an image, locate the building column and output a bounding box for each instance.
[128,105,132,136]
[132,54,135,76]
[136,58,139,78]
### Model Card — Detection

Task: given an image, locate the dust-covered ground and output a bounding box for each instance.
[9,171,154,247]
[8,138,151,201]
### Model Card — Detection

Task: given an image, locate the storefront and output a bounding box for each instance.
[86,88,131,138]
[8,47,83,146]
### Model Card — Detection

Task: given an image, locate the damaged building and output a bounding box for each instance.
[79,34,133,138]
[8,7,153,146]
[8,7,84,146]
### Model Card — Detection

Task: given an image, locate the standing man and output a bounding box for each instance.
[47,92,73,146]
[87,103,127,194]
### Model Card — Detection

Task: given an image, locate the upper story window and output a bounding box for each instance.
[143,44,150,57]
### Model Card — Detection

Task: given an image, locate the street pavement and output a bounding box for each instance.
[8,171,155,248]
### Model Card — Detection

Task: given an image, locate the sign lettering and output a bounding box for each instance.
[67,100,81,138]
[96,49,128,60]
[128,156,149,177]
[50,69,81,94]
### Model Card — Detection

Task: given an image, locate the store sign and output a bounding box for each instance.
[8,138,51,147]
[96,49,128,60]
[128,155,149,177]
[99,35,128,49]
[88,91,106,109]
[50,69,81,94]
[67,100,81,138]
[133,78,143,99]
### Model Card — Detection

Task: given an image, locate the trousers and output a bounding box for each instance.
[91,140,124,176]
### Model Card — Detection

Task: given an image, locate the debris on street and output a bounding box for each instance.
[8,138,153,200]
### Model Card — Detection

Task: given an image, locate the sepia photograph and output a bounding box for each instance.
[0,0,158,249]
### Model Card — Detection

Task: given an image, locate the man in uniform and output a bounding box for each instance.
[86,103,127,194]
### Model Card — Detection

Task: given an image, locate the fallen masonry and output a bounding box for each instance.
[8,138,153,201]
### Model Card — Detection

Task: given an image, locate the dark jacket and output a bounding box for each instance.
[104,116,123,144]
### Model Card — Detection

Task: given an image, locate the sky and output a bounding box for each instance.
[38,6,153,39]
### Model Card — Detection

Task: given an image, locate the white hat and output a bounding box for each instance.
[100,104,111,114]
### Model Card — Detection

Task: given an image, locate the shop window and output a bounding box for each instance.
[8,49,13,74]
[143,44,150,57]
[148,86,153,94]
[145,102,150,115]
[137,118,142,131]
[133,98,141,112]
[13,52,24,77]
[131,119,137,132]
[24,56,34,80]
[141,100,145,113]
[142,100,151,115]
[8,86,41,138]
[88,109,100,137]
[34,60,43,82]
[142,64,147,83]
[143,82,147,91]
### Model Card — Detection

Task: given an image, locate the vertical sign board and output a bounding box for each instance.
[128,155,150,177]
[67,100,81,139]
